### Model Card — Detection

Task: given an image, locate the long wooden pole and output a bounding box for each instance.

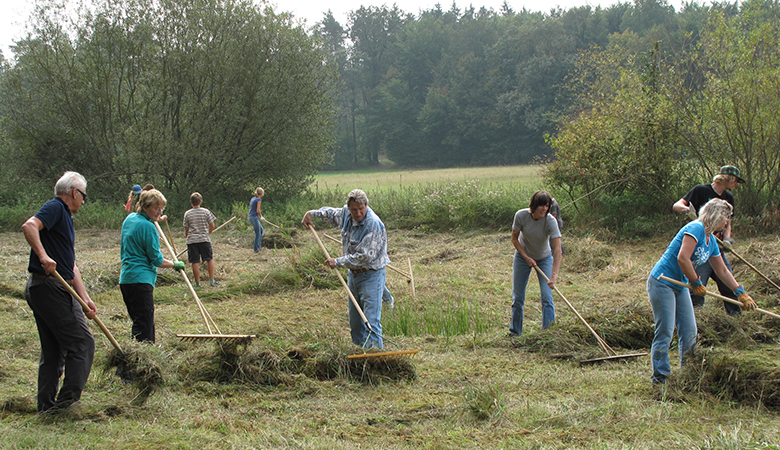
[533,266,615,356]
[658,274,780,320]
[164,217,177,256]
[52,271,123,354]
[307,225,371,330]
[715,236,780,294]
[261,217,282,229]
[323,232,412,279]
[155,222,219,334]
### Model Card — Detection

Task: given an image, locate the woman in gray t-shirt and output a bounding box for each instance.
[508,190,563,337]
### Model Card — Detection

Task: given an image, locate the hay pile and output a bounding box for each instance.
[178,340,417,386]
[102,341,165,405]
[667,348,780,411]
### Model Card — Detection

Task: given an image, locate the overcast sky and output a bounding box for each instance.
[2,0,688,59]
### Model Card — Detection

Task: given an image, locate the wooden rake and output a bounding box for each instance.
[323,232,416,298]
[715,236,780,295]
[659,274,780,320]
[533,266,647,364]
[308,225,418,361]
[52,271,124,355]
[155,222,255,344]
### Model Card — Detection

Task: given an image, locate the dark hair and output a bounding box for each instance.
[529,190,552,212]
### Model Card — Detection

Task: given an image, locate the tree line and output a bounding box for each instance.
[318,0,725,169]
[1,0,779,230]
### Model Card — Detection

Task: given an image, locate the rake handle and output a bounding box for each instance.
[323,232,411,279]
[155,222,220,334]
[715,236,780,295]
[52,271,123,355]
[164,217,177,256]
[307,225,372,330]
[658,274,780,320]
[213,215,236,233]
[261,216,282,229]
[533,265,616,356]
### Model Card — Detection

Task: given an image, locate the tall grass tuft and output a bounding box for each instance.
[385,294,492,337]
[463,382,505,422]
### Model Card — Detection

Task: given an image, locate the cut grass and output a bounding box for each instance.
[2,228,780,447]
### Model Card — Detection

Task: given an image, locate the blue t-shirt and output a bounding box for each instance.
[248,197,262,219]
[650,221,721,290]
[28,197,76,280]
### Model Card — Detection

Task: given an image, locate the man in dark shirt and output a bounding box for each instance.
[672,165,744,315]
[22,171,96,413]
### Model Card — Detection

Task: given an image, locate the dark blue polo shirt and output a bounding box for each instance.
[27,197,76,280]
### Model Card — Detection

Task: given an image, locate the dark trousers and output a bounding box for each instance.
[692,254,742,315]
[120,283,156,343]
[25,275,95,412]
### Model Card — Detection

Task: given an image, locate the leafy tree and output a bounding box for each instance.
[0,0,336,206]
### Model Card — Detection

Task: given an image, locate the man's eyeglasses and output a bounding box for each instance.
[76,189,87,203]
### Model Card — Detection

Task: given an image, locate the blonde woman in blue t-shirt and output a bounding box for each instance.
[647,198,756,384]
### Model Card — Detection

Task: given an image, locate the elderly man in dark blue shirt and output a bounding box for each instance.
[302,189,390,349]
[22,171,96,413]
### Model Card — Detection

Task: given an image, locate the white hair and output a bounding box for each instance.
[54,171,87,196]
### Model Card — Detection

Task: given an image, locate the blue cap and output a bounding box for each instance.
[132,184,143,194]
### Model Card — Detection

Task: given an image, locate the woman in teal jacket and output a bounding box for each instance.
[119,189,183,343]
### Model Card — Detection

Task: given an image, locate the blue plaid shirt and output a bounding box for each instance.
[309,205,390,271]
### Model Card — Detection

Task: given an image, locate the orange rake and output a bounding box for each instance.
[155,222,256,343]
[308,225,419,361]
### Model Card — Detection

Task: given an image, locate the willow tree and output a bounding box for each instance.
[0,0,337,204]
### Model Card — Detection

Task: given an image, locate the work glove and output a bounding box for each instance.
[738,293,757,311]
[173,261,186,271]
[734,286,756,311]
[689,277,706,297]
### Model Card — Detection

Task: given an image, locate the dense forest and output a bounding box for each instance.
[317,0,732,168]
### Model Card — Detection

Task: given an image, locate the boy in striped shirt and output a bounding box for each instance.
[183,192,219,287]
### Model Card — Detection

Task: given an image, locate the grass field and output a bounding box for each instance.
[2,166,780,448]
[312,165,543,192]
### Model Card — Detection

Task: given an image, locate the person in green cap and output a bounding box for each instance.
[672,165,745,315]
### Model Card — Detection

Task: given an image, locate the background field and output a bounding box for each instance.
[312,166,543,192]
[2,166,780,448]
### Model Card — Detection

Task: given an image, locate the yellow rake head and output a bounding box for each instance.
[177,334,256,344]
[347,349,419,361]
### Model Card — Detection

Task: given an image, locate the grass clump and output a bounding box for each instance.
[668,348,780,411]
[564,236,614,272]
[463,382,505,422]
[101,340,166,405]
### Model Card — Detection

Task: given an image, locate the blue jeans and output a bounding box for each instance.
[692,254,741,315]
[647,275,697,383]
[347,268,385,349]
[510,253,555,336]
[249,216,264,252]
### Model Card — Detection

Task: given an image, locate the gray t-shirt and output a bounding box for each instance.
[512,209,561,260]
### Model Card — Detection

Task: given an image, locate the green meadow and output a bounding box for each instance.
[2,165,780,448]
